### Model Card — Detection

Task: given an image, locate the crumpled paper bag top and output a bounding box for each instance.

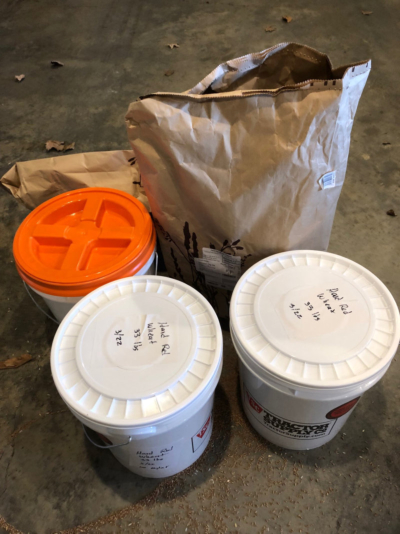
[126,43,371,319]
[0,150,149,211]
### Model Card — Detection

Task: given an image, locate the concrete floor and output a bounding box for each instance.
[1,0,400,533]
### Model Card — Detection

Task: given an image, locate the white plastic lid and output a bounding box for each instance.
[51,276,223,427]
[230,251,400,389]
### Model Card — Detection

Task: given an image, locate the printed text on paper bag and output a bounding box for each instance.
[194,248,241,291]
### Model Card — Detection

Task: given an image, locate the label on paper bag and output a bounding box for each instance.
[245,387,336,440]
[194,248,241,291]
[319,171,336,190]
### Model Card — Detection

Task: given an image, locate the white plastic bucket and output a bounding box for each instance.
[230,251,400,450]
[51,275,223,477]
[29,251,156,323]
[13,187,157,323]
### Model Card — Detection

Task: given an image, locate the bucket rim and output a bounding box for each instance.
[13,187,156,296]
[230,250,400,390]
[51,275,224,427]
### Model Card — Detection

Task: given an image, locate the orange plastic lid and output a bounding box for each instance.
[13,188,156,297]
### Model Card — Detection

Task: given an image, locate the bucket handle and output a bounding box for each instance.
[23,281,60,325]
[24,252,158,325]
[82,424,132,449]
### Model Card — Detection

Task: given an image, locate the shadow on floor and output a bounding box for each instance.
[84,383,232,504]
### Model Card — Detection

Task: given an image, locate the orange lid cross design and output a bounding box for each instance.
[14,188,156,296]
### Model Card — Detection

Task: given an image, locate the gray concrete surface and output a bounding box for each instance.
[0,0,399,533]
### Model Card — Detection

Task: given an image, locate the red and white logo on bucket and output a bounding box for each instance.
[248,395,263,414]
[326,397,360,419]
[245,388,336,440]
[191,413,213,453]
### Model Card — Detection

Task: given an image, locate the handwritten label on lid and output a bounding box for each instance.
[103,315,176,370]
[278,282,367,342]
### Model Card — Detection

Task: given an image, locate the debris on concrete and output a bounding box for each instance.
[45,140,75,152]
[0,354,32,370]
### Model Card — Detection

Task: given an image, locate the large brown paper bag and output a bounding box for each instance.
[127,43,370,318]
[0,150,149,211]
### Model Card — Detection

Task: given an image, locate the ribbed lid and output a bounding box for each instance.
[230,251,400,388]
[14,188,155,296]
[51,276,223,427]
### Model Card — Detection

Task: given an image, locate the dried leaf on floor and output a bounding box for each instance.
[46,140,65,151]
[45,140,75,152]
[15,74,25,82]
[51,60,64,67]
[167,43,180,49]
[164,70,175,77]
[386,209,396,217]
[0,354,32,370]
[361,10,373,15]
[282,15,292,23]
[265,26,276,32]
[63,142,75,151]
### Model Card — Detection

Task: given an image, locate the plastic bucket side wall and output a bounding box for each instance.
[68,356,223,478]
[232,328,392,450]
[111,394,215,477]
[73,392,216,478]
[239,362,360,450]
[30,250,156,322]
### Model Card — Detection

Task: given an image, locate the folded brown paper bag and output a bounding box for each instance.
[126,43,371,318]
[0,150,149,211]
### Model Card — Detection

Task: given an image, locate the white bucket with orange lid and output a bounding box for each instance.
[13,188,156,322]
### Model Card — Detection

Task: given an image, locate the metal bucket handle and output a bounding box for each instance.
[82,424,132,449]
[23,280,60,324]
[23,251,158,326]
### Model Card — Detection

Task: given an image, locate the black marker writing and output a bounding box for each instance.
[162,344,171,355]
[147,323,157,344]
[114,330,124,346]
[289,303,302,319]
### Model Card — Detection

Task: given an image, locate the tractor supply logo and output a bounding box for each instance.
[245,389,336,440]
[191,413,212,452]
